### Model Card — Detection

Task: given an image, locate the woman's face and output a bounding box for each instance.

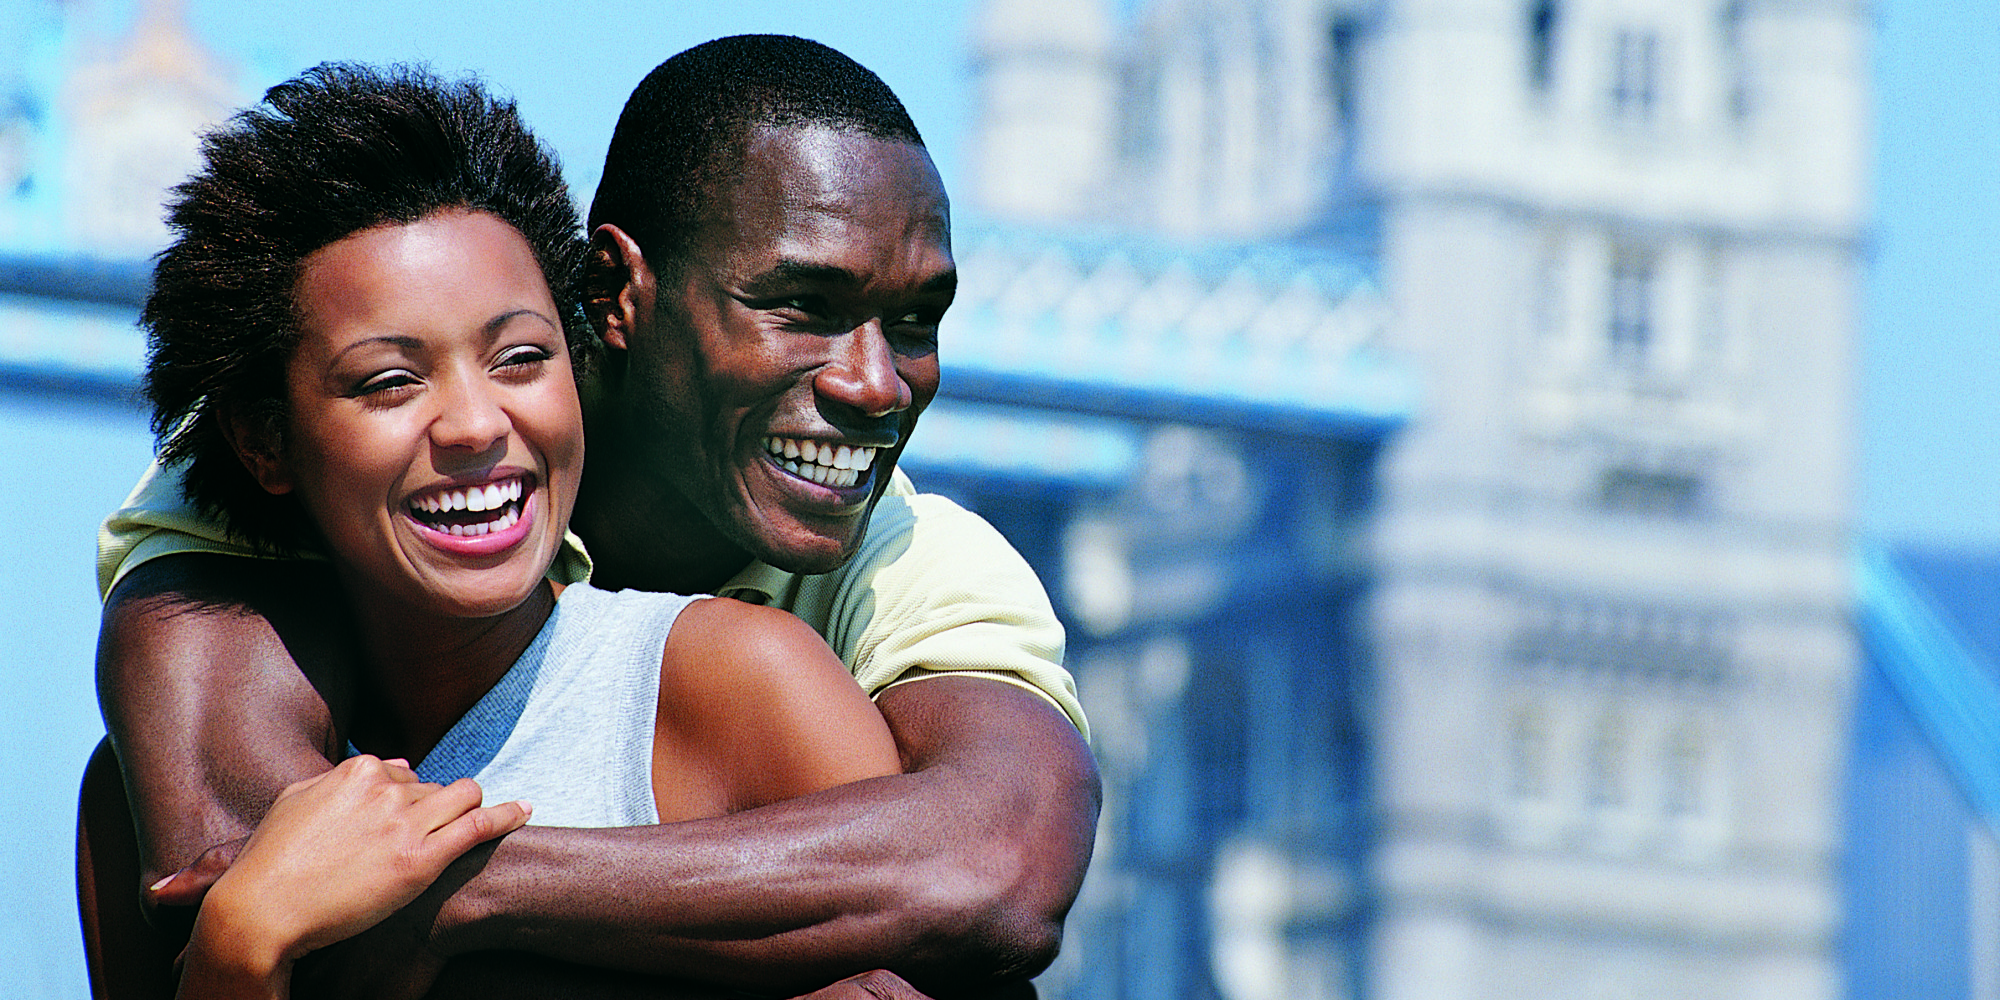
[263,208,582,620]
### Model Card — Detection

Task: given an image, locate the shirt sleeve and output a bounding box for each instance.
[816,492,1089,739]
[96,458,279,599]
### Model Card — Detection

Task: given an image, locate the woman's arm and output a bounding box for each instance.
[176,755,531,1000]
[651,599,902,821]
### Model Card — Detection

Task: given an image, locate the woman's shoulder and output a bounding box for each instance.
[662,596,834,686]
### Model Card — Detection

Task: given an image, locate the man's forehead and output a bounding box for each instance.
[691,123,951,263]
[719,124,942,203]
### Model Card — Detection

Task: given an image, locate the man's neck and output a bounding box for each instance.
[573,458,756,595]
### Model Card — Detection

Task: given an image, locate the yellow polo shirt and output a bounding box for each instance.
[98,460,1086,737]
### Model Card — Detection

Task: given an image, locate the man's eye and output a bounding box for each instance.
[762,295,826,318]
[888,312,941,349]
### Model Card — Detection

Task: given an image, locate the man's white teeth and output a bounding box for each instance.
[762,437,876,488]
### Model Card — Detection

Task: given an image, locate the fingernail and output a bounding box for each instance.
[149,873,176,892]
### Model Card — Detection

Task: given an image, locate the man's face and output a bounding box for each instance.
[622,124,953,575]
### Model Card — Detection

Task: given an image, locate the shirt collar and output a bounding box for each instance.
[714,558,797,607]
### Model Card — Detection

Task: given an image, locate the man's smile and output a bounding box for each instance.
[762,436,880,490]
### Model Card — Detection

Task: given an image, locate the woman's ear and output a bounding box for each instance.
[218,409,294,496]
[583,223,654,353]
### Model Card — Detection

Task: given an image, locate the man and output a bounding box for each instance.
[94,35,1097,999]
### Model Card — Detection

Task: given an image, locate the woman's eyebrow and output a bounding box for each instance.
[483,308,559,337]
[328,334,423,365]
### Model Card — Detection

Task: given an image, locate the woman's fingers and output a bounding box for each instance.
[432,799,534,857]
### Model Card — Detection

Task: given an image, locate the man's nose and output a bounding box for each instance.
[815,322,912,420]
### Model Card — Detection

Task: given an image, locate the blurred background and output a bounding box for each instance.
[1,0,1995,997]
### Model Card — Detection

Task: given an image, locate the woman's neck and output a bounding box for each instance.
[342,579,560,764]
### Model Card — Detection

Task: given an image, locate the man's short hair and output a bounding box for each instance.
[145,62,588,553]
[587,34,925,272]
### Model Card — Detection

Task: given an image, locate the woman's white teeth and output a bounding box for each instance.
[762,437,876,488]
[410,478,524,516]
[443,506,520,537]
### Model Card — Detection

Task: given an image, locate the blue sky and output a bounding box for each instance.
[1865,1,2000,546]
[4,0,1992,545]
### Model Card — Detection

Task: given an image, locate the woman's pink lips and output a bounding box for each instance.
[407,490,537,558]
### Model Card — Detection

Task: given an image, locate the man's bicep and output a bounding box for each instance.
[97,553,356,881]
[874,675,1099,961]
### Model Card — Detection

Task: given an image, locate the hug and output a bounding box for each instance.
[88,35,1095,1000]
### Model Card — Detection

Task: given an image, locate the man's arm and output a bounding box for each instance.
[97,553,355,900]
[104,558,1099,997]
[397,676,1097,997]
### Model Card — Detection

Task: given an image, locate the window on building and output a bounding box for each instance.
[1532,233,1568,348]
[1607,246,1655,366]
[1507,703,1552,800]
[1329,16,1361,128]
[1586,709,1629,809]
[1599,466,1706,517]
[1661,717,1707,817]
[1527,0,1561,95]
[1718,0,1752,122]
[1609,29,1660,120]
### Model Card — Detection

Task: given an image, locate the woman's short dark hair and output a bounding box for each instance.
[144,62,588,553]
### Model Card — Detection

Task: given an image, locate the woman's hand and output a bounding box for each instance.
[178,755,530,999]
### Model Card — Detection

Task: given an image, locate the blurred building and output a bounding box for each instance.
[8,2,1980,1000]
[1,0,237,395]
[1850,547,2000,1000]
[958,0,1869,998]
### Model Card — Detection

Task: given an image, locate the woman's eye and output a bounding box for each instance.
[495,345,555,374]
[355,371,418,396]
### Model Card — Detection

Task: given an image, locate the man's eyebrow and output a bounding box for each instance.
[753,259,858,288]
[747,260,959,294]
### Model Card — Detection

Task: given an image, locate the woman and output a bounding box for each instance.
[136,63,901,998]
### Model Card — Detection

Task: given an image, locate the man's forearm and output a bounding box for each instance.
[436,677,1100,996]
[98,555,354,890]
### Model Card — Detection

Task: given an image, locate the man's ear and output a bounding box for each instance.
[217,408,294,496]
[583,224,655,353]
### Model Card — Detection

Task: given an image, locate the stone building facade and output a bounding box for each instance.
[965,1,1868,997]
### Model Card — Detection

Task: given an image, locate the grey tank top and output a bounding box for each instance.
[401,582,701,828]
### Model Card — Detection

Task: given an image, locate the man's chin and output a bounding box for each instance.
[739,508,875,576]
[748,531,859,576]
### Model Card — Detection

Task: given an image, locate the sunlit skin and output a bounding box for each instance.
[193,206,900,998]
[99,123,1095,1000]
[578,124,954,592]
[233,208,583,754]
